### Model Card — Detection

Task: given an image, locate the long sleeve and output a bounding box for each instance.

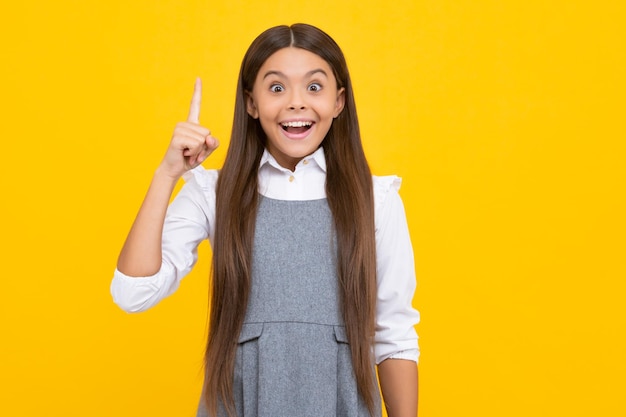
[110,154,421,363]
[110,168,217,312]
[373,176,420,364]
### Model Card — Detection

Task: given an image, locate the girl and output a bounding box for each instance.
[112,23,419,417]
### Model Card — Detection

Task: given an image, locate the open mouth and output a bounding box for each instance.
[281,120,314,135]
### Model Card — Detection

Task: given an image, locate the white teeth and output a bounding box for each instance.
[281,121,312,127]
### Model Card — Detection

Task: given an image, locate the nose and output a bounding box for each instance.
[288,90,306,110]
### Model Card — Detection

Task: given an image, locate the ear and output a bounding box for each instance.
[246,91,259,119]
[334,87,346,118]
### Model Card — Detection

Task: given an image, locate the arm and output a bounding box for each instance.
[378,359,418,417]
[116,169,179,276]
[372,176,421,415]
[117,78,218,277]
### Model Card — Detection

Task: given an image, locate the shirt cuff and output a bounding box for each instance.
[384,348,420,364]
[110,263,179,313]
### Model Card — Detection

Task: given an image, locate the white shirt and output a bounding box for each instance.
[111,147,420,364]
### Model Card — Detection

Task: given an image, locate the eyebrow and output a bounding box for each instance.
[262,68,328,80]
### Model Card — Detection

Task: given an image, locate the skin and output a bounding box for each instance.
[117,48,418,415]
[246,47,345,171]
[117,78,219,277]
[378,359,419,417]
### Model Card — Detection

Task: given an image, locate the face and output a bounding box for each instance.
[246,47,345,171]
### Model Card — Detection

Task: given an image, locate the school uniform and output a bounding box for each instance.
[111,147,419,416]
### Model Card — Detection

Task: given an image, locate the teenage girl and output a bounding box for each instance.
[112,23,420,417]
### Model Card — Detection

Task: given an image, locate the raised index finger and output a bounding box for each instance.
[187,77,202,123]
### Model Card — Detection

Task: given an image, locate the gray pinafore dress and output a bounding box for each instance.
[197,196,381,417]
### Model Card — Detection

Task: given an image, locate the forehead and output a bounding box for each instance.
[257,47,334,80]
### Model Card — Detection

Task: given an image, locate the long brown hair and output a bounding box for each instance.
[205,23,377,416]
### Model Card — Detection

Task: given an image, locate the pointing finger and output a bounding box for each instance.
[187,77,202,123]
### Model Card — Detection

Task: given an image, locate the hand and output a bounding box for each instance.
[158,78,219,179]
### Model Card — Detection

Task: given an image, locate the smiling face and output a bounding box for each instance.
[246,47,345,171]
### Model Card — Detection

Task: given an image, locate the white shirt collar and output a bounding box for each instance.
[259,147,327,173]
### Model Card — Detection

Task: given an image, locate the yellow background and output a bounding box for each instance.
[1,1,624,416]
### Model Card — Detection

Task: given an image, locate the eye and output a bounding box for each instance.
[308,83,322,92]
[270,84,284,93]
